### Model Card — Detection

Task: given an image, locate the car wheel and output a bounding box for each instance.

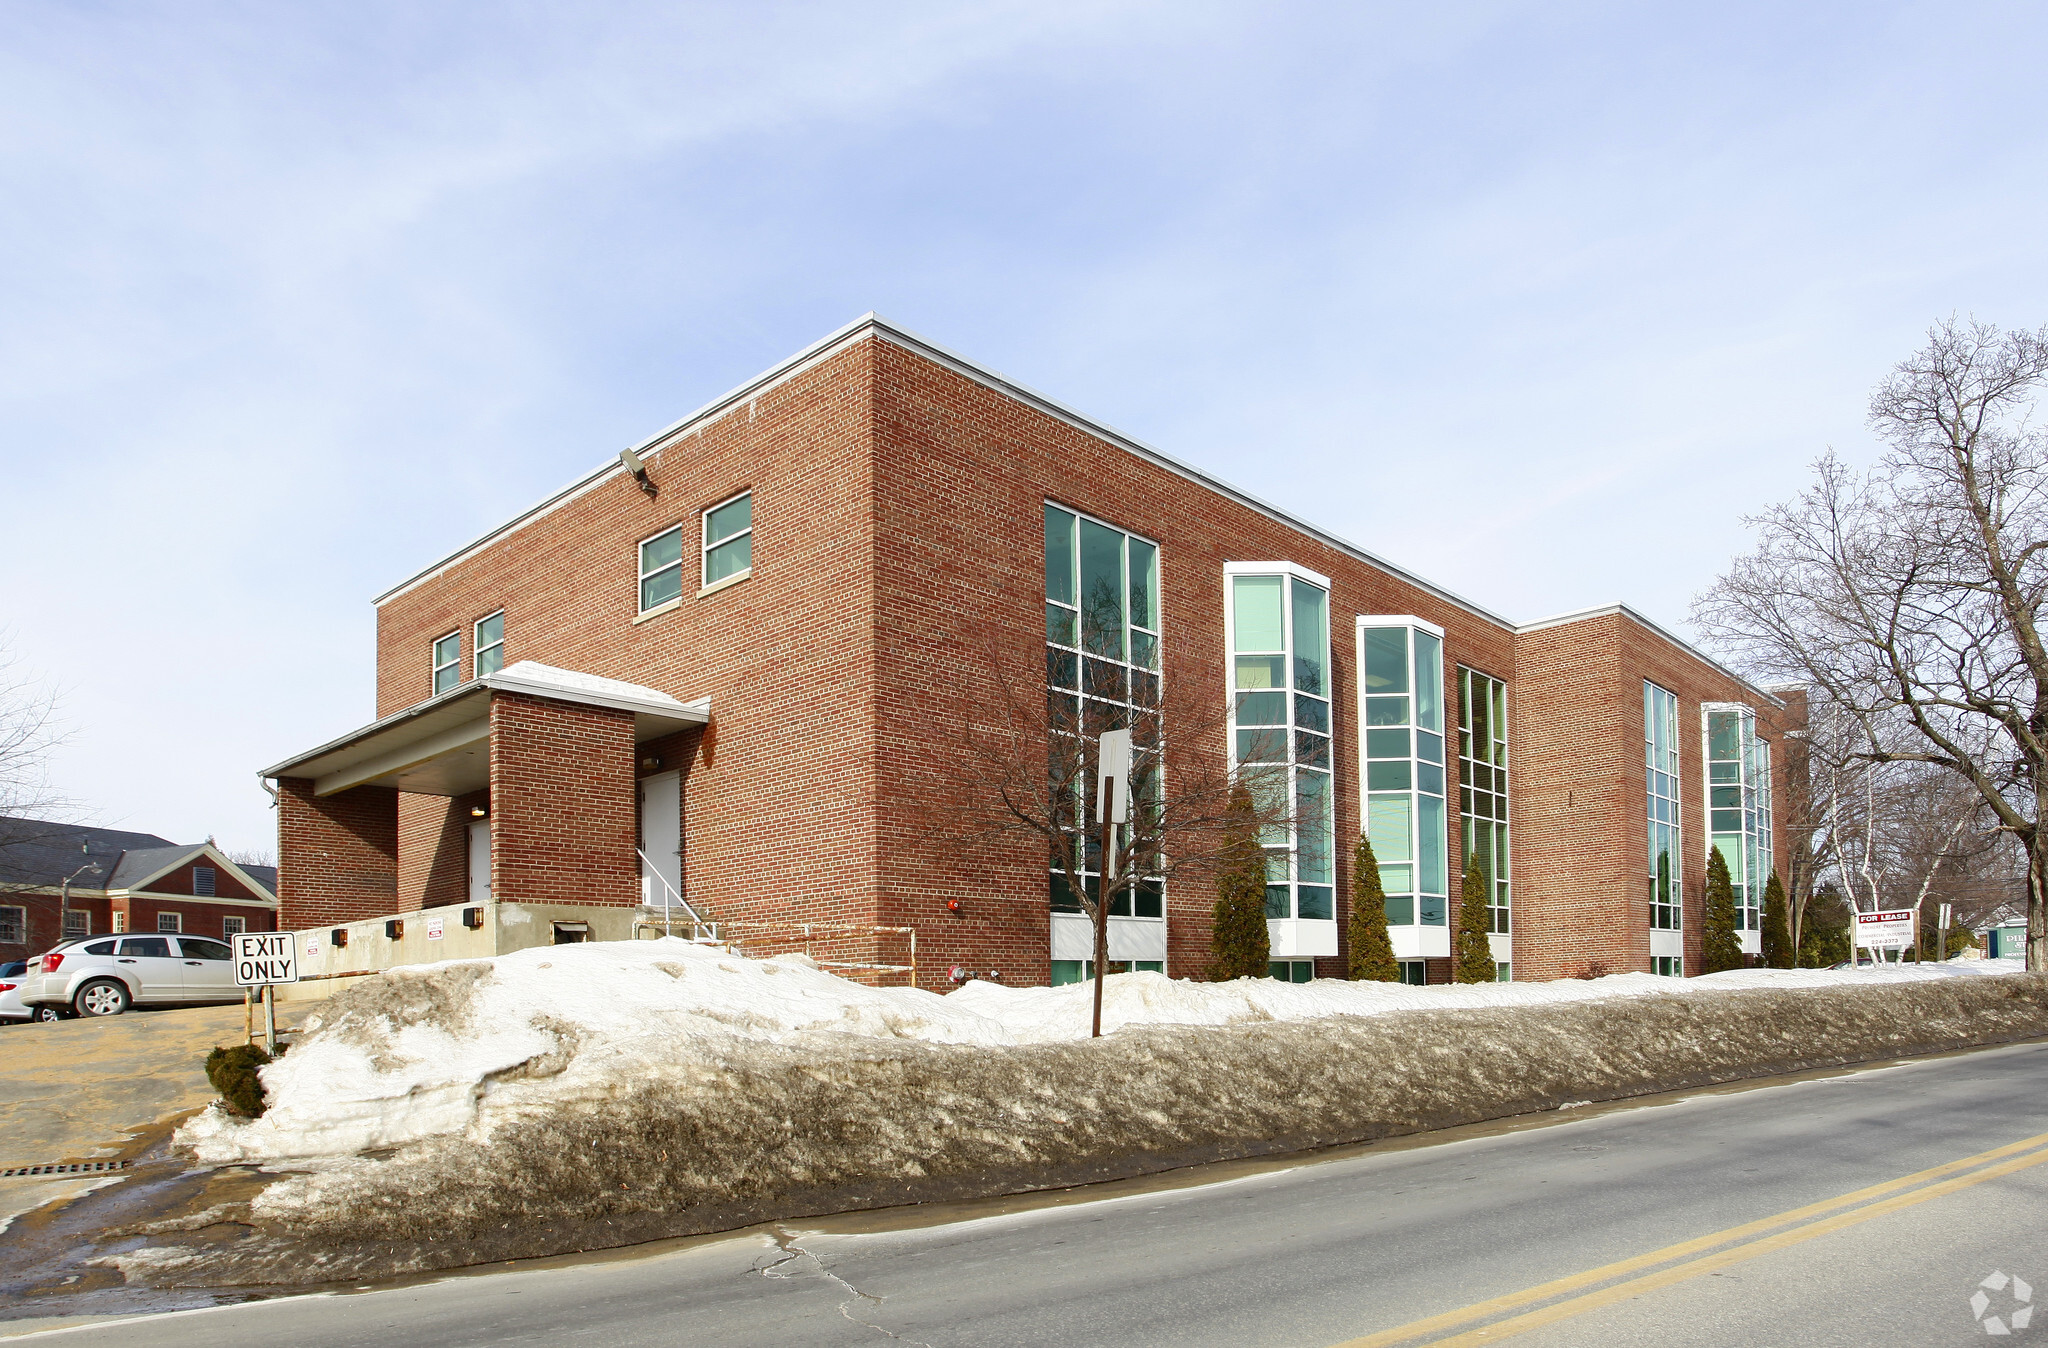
[33,1004,65,1023]
[74,980,130,1018]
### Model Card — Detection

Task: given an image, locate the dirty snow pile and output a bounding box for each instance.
[177,938,2028,1168]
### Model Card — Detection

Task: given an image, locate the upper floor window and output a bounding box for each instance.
[474,612,505,677]
[1647,682,1681,930]
[1705,705,1773,932]
[639,526,685,612]
[431,632,461,695]
[1358,618,1448,927]
[1226,564,1332,925]
[193,865,216,897]
[704,492,753,587]
[1045,502,1159,669]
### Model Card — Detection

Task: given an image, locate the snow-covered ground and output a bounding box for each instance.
[177,939,2027,1167]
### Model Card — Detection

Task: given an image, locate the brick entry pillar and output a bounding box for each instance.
[276,777,399,929]
[488,691,639,909]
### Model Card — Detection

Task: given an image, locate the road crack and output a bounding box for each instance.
[761,1225,931,1346]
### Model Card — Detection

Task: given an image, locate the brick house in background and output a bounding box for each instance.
[0,818,278,962]
[263,314,1797,991]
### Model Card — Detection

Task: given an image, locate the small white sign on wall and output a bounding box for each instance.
[426,915,445,941]
[305,936,321,960]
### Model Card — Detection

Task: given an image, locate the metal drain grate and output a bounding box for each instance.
[1,1160,131,1178]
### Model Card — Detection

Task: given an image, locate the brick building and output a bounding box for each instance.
[0,818,278,961]
[264,315,1796,989]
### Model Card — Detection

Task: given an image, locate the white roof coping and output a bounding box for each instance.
[484,661,694,717]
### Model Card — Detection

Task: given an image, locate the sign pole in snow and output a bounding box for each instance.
[233,931,300,1054]
[1093,729,1132,1040]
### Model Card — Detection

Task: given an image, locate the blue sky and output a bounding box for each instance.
[5,1,2046,855]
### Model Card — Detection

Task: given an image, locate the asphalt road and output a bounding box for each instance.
[26,1040,2048,1346]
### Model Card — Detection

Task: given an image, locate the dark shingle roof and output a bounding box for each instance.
[105,844,208,890]
[0,818,177,891]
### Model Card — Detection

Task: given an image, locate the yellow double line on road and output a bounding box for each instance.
[1334,1128,2048,1347]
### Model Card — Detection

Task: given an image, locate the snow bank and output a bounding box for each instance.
[178,941,2031,1166]
[139,943,2047,1288]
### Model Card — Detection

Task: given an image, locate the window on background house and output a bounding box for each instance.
[1044,503,1163,920]
[1360,620,1449,930]
[112,911,127,933]
[431,632,461,695]
[1227,566,1333,926]
[157,912,182,933]
[1706,705,1773,934]
[63,909,88,938]
[222,916,246,937]
[0,907,23,944]
[703,492,753,586]
[1459,668,1510,938]
[193,865,216,897]
[639,525,685,611]
[474,611,505,677]
[1647,682,1682,931]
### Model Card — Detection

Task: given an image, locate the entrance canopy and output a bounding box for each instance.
[261,662,709,797]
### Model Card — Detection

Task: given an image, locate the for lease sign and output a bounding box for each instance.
[234,931,300,986]
[1854,910,1918,949]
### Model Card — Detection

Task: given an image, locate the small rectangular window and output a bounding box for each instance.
[640,526,685,611]
[63,909,88,937]
[474,611,505,677]
[432,632,461,695]
[703,491,753,586]
[157,911,182,934]
[112,911,128,933]
[193,865,216,897]
[222,916,246,936]
[0,906,23,943]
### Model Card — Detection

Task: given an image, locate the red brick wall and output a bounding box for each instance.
[276,778,399,929]
[488,692,638,909]
[131,858,264,900]
[117,897,277,939]
[397,791,482,913]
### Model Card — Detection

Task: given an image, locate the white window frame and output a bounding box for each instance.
[0,905,23,944]
[112,911,128,933]
[157,911,182,934]
[1703,702,1771,945]
[473,610,505,677]
[638,524,687,614]
[222,915,247,937]
[1458,665,1511,939]
[1224,561,1334,952]
[1357,615,1451,960]
[701,490,754,589]
[431,631,461,695]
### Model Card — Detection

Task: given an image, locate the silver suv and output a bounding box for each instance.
[22,934,243,1019]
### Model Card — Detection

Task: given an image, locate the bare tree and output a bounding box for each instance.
[0,642,77,889]
[1695,318,2048,969]
[941,641,1291,1035]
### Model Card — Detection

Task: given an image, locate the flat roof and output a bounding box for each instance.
[370,315,1778,703]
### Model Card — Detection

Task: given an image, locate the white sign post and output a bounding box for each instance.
[233,931,298,1053]
[1854,910,1918,964]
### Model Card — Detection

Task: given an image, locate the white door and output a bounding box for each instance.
[116,936,184,1001]
[639,770,681,908]
[175,936,240,1002]
[468,821,492,904]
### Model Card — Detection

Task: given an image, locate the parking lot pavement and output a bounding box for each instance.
[0,1001,309,1173]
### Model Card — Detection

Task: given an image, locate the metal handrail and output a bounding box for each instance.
[636,849,710,936]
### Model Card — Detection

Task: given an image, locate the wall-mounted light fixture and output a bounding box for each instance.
[330,928,348,948]
[620,447,658,499]
[639,754,663,772]
[385,919,405,940]
[470,805,489,819]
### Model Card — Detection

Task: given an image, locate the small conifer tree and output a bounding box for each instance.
[1759,870,1793,969]
[1701,847,1743,973]
[1349,834,1398,981]
[1210,785,1271,979]
[1455,855,1495,983]
[1797,883,1853,967]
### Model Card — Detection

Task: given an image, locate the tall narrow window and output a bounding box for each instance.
[1458,668,1509,936]
[1044,504,1162,927]
[1226,564,1333,926]
[703,492,753,586]
[1706,705,1772,934]
[431,632,461,696]
[474,611,505,677]
[1358,618,1448,928]
[1647,682,1681,931]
